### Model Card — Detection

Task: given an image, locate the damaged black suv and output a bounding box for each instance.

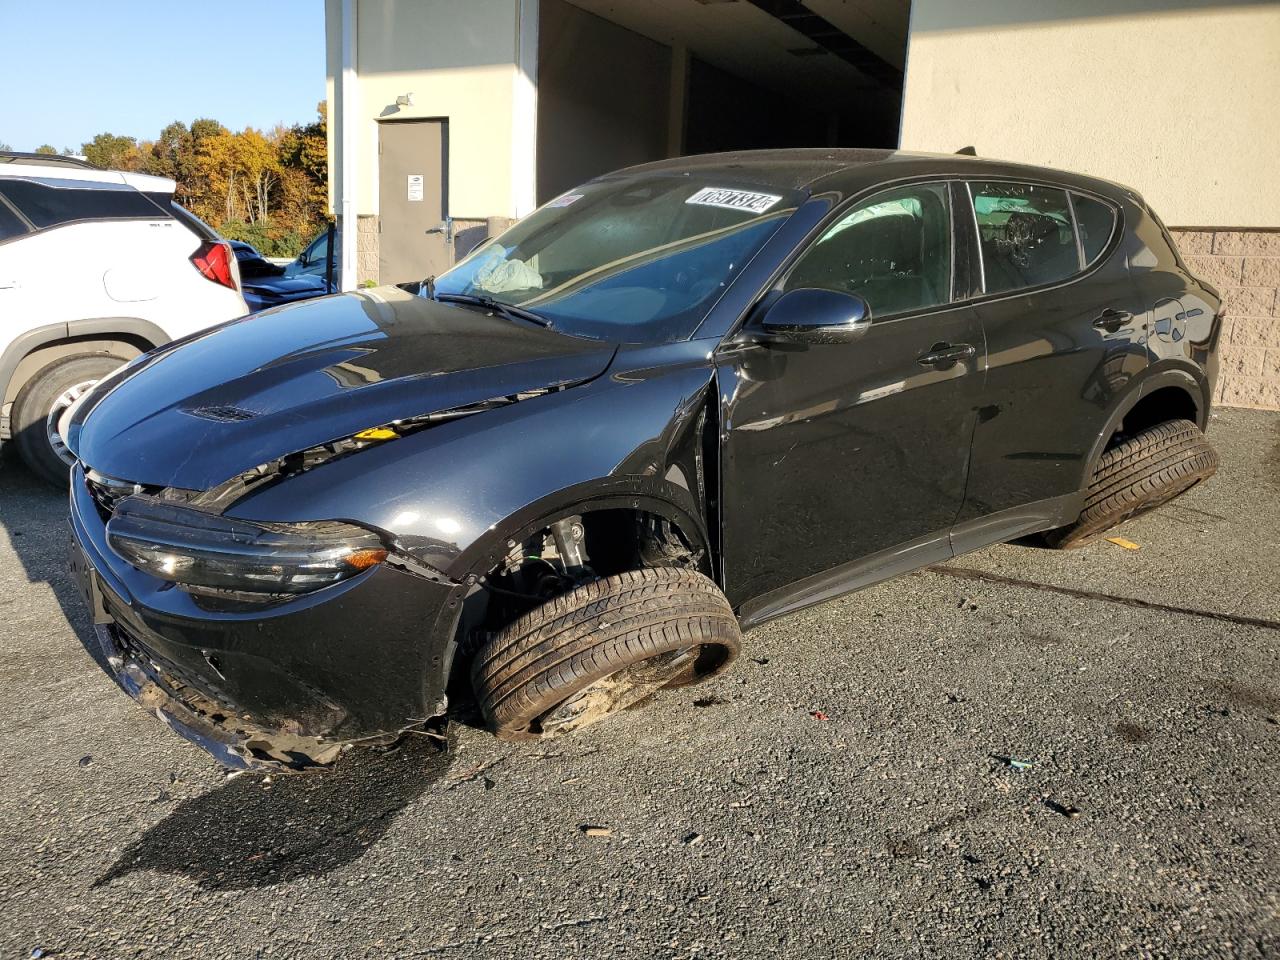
[67,150,1221,771]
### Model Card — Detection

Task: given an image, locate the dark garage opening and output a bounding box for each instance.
[536,0,907,204]
[682,56,900,156]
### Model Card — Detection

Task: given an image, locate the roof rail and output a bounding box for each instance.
[955,146,977,156]
[0,151,97,170]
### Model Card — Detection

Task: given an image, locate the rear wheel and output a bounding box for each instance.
[472,567,741,741]
[1048,418,1218,549]
[12,353,125,487]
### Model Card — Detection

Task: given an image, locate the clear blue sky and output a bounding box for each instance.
[0,0,325,152]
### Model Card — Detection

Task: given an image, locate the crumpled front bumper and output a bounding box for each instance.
[82,619,349,771]
[68,464,465,772]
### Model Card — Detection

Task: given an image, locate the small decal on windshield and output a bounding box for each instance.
[547,192,583,208]
[686,187,782,214]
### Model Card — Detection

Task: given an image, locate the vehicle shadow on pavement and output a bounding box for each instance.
[0,457,89,637]
[95,732,457,891]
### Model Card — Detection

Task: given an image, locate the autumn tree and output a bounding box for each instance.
[34,144,57,155]
[74,105,328,256]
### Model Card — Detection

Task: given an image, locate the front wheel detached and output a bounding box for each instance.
[471,567,741,741]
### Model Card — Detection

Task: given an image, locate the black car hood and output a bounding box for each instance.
[71,287,616,489]
[242,274,330,298]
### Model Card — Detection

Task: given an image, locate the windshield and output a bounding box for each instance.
[433,174,802,342]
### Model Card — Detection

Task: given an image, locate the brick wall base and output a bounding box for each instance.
[355,214,379,286]
[1171,228,1280,410]
[342,214,511,285]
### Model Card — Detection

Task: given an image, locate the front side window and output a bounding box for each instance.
[435,175,801,343]
[306,231,329,265]
[783,182,952,319]
[969,181,1079,294]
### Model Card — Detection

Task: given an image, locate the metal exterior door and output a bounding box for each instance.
[378,120,450,284]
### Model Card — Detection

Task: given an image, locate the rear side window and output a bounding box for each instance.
[969,182,1079,294]
[1072,193,1117,265]
[0,199,30,242]
[0,178,165,230]
[785,182,952,319]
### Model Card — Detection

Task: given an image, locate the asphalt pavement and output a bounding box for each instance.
[0,407,1277,959]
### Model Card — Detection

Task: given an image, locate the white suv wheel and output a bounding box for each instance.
[47,378,100,467]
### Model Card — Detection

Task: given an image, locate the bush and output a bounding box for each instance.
[218,218,312,258]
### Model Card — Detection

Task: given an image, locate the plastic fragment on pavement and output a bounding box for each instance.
[1105,536,1141,550]
[810,710,831,721]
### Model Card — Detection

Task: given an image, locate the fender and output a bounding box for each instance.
[227,343,722,580]
[1083,361,1208,472]
[452,481,712,582]
[0,317,168,409]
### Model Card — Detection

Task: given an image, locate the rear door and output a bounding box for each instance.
[957,180,1146,530]
[0,175,172,326]
[0,188,35,333]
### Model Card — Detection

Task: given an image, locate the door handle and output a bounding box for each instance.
[1092,308,1133,333]
[425,217,455,244]
[917,342,976,367]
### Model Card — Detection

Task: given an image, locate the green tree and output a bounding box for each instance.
[81,132,141,170]
[143,120,191,181]
[34,144,58,155]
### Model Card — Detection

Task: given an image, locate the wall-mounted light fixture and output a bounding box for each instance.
[395,93,414,107]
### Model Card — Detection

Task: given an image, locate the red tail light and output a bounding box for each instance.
[190,241,237,290]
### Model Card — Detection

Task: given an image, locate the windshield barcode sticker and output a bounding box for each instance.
[547,192,583,208]
[686,187,782,214]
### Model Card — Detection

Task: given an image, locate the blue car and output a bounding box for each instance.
[232,233,338,313]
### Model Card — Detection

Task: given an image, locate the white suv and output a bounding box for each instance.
[0,153,248,485]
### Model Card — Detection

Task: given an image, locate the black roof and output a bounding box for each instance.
[616,148,1136,203]
[0,151,96,170]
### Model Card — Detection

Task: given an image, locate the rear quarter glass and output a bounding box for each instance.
[0,198,29,241]
[1072,194,1117,265]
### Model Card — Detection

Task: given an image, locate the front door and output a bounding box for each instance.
[718,181,985,614]
[378,120,451,284]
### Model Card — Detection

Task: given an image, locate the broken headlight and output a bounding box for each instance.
[106,496,388,595]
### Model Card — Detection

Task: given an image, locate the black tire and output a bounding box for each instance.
[472,567,741,741]
[12,353,125,487]
[1048,419,1218,549]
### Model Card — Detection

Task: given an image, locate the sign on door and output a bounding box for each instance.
[407,174,424,202]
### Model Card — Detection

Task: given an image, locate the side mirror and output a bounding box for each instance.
[758,288,872,343]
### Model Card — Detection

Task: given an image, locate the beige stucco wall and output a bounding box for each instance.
[899,2,1280,228]
[325,0,526,221]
